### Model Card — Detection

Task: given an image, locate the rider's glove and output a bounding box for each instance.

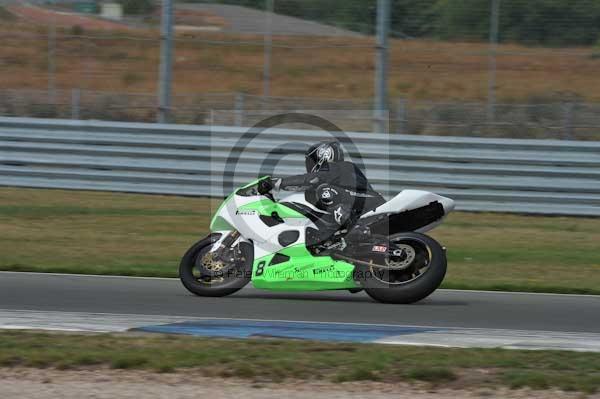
[257,178,273,195]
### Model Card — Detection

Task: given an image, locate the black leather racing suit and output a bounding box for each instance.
[276,161,385,242]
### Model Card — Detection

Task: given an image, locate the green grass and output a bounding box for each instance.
[404,367,458,383]
[0,331,599,392]
[0,187,599,294]
[433,211,600,294]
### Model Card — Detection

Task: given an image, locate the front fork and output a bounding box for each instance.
[209,230,239,250]
[209,230,245,264]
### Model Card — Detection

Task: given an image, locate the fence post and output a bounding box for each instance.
[234,92,245,126]
[157,0,174,123]
[395,97,406,134]
[47,17,57,105]
[71,88,81,120]
[263,0,274,99]
[373,0,391,133]
[562,102,574,140]
[487,0,500,124]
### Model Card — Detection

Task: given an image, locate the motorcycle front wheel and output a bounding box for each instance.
[179,233,253,297]
[360,232,447,304]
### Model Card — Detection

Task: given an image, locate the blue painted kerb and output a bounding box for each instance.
[134,319,441,343]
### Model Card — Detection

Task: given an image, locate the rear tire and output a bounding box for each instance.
[362,232,446,304]
[179,233,252,297]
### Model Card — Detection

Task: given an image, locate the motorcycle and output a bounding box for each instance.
[179,176,455,304]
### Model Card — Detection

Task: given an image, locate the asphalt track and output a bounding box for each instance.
[1,271,599,333]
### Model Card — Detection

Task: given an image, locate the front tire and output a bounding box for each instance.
[179,233,252,297]
[362,232,447,304]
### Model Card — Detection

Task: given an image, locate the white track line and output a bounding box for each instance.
[2,309,600,352]
[0,308,595,335]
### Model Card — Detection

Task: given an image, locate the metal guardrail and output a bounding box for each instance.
[0,116,599,216]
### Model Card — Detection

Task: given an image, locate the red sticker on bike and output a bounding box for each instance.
[372,245,387,253]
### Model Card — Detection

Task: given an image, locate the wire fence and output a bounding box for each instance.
[1,0,600,139]
[1,89,597,139]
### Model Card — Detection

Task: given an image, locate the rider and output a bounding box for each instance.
[261,140,385,244]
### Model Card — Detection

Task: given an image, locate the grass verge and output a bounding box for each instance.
[0,331,599,393]
[0,187,599,294]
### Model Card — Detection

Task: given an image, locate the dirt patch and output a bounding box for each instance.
[0,368,596,399]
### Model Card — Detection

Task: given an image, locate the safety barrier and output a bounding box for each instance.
[0,116,599,215]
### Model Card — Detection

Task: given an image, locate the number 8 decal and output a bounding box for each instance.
[255,260,266,276]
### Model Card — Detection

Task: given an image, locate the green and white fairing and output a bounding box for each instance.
[209,177,360,291]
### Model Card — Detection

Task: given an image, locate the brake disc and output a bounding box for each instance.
[385,244,416,270]
[198,252,227,283]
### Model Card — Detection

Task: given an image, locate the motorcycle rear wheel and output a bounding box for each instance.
[179,233,252,297]
[361,232,447,304]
